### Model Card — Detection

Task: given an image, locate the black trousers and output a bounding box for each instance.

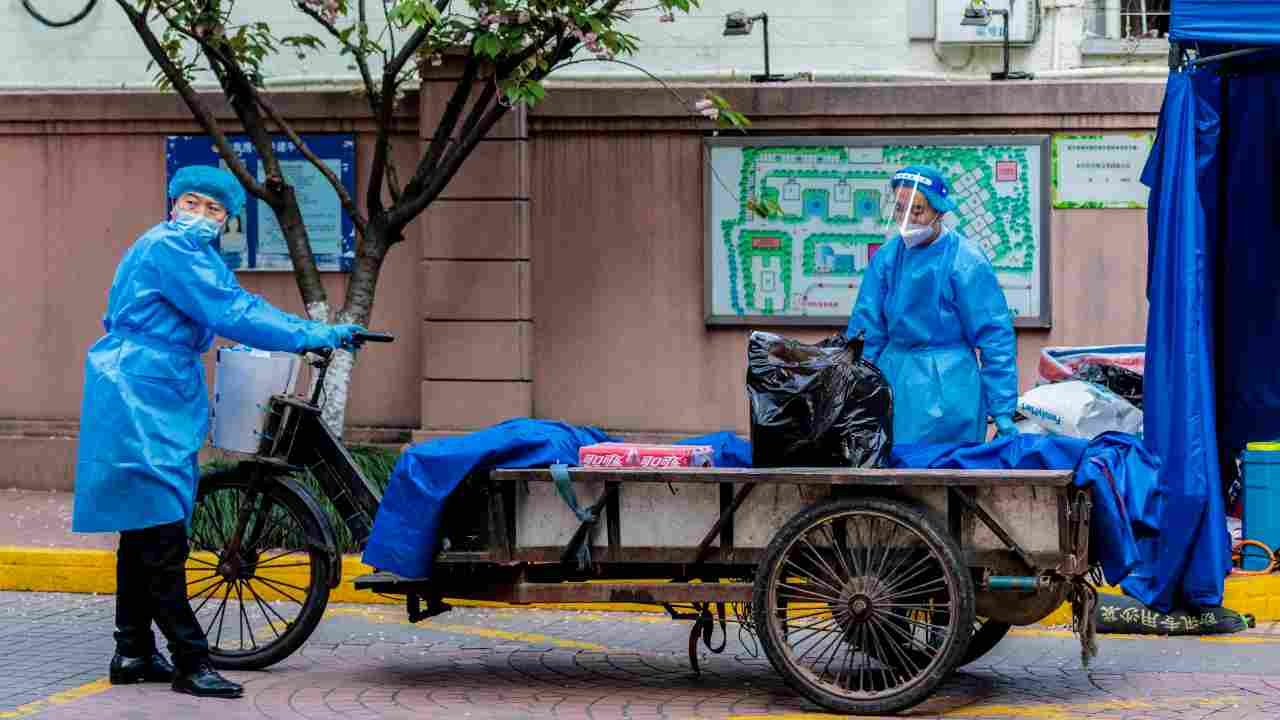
[115,520,209,672]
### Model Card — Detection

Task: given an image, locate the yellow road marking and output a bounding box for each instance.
[326,606,615,652]
[0,679,112,719]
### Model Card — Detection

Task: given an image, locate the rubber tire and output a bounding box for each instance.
[958,618,1011,667]
[191,467,334,670]
[752,496,975,717]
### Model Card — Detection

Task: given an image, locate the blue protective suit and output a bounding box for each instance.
[72,220,336,533]
[846,230,1017,444]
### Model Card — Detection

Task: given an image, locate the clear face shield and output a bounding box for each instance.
[879,175,943,247]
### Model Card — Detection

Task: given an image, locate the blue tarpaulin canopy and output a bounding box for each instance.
[1138,0,1280,610]
[1171,0,1280,45]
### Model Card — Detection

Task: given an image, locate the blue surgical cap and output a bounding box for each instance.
[167,165,247,217]
[890,164,957,214]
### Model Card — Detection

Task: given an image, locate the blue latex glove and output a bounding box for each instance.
[994,415,1019,437]
[311,323,367,350]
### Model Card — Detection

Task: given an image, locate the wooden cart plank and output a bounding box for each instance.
[493,467,1075,487]
[507,582,754,604]
[352,574,754,604]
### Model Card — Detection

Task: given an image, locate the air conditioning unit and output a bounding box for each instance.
[936,0,1039,46]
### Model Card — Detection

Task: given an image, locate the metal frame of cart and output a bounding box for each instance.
[353,466,1093,716]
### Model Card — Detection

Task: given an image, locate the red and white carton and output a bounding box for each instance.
[578,442,714,468]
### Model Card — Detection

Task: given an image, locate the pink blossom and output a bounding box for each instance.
[701,107,720,120]
[694,98,714,111]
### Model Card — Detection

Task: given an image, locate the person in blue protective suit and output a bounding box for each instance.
[71,165,365,699]
[846,165,1018,444]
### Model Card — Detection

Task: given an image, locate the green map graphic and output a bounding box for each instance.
[716,144,1040,321]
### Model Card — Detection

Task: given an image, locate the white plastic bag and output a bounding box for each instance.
[1016,380,1143,439]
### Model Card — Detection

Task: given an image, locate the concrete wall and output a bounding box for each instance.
[523,80,1162,435]
[0,77,1164,489]
[2,0,1161,90]
[0,91,423,493]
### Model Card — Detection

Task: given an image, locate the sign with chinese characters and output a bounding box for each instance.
[705,136,1052,328]
[165,134,357,272]
[1052,132,1155,209]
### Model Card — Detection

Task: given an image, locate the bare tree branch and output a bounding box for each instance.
[295,0,381,116]
[398,54,478,206]
[380,0,397,64]
[116,0,266,198]
[253,91,369,238]
[389,22,589,228]
[192,40,284,183]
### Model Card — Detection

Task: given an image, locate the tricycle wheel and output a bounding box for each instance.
[959,618,1011,667]
[752,497,974,716]
[187,467,334,670]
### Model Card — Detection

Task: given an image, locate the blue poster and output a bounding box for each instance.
[165,134,357,272]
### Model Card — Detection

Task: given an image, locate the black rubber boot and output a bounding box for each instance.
[171,663,244,699]
[108,653,176,684]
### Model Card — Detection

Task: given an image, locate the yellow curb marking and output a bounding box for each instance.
[8,547,1280,623]
[0,679,112,719]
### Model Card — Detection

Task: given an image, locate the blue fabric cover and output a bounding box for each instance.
[1214,72,1280,453]
[362,419,615,579]
[1139,69,1232,610]
[368,423,1174,609]
[894,433,1161,595]
[72,220,339,533]
[846,229,1017,444]
[675,431,753,468]
[1171,0,1280,45]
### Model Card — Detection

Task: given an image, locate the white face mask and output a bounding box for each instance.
[171,211,224,244]
[900,222,937,247]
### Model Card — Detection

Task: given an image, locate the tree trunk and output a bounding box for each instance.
[318,224,392,438]
[274,187,329,314]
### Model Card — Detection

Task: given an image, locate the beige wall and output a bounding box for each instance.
[530,134,1150,435]
[526,81,1160,436]
[0,93,422,437]
[0,79,1162,488]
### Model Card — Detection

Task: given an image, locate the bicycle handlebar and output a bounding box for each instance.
[303,330,395,405]
[306,330,395,362]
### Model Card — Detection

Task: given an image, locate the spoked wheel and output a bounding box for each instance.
[753,497,975,716]
[187,467,334,670]
[959,617,1011,667]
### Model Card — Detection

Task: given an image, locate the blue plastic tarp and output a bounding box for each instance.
[1171,0,1280,45]
[1139,68,1233,610]
[894,434,1161,596]
[1214,72,1280,453]
[366,423,1167,608]
[362,419,615,578]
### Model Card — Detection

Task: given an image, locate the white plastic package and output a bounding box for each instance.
[1016,380,1143,439]
[211,346,301,454]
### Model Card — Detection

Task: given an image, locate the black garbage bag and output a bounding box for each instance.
[747,331,893,468]
[1074,362,1145,409]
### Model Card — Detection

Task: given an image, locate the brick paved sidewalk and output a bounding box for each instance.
[0,489,111,550]
[7,591,1280,720]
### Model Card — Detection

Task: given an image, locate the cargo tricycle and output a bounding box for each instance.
[187,338,1095,716]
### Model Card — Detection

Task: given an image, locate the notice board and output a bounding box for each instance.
[166,134,356,272]
[705,136,1051,328]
